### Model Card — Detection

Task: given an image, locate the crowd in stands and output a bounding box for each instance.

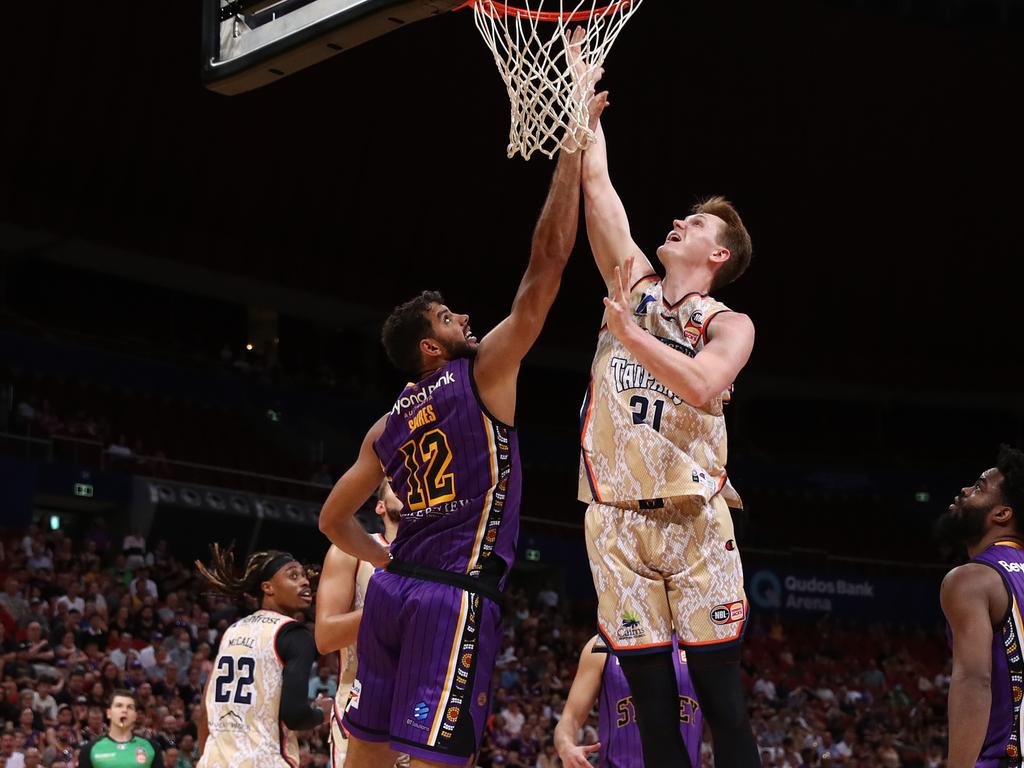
[0,522,951,768]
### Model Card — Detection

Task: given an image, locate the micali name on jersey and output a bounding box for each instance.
[609,357,683,406]
[391,370,456,417]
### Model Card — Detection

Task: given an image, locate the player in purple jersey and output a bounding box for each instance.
[937,445,1024,768]
[555,635,702,768]
[317,60,607,768]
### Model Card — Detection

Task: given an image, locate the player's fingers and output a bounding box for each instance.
[584,742,601,753]
[619,258,631,298]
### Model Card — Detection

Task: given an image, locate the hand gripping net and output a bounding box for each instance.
[469,0,643,160]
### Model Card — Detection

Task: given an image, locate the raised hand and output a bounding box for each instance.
[564,26,607,151]
[602,255,636,341]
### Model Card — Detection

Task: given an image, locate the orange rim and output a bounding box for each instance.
[462,0,633,22]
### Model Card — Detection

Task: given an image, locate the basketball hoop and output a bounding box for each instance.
[466,0,643,160]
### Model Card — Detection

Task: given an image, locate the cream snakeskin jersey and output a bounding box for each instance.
[199,610,299,768]
[579,275,740,505]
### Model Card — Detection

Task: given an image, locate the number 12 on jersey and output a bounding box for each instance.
[399,428,457,511]
[630,395,665,432]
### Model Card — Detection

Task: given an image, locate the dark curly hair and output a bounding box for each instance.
[997,444,1024,520]
[380,291,444,377]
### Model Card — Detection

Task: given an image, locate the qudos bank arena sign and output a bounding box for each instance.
[747,567,941,623]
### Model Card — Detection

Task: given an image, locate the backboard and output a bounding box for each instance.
[202,0,464,95]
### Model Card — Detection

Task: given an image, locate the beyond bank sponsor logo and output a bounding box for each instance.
[391,370,456,415]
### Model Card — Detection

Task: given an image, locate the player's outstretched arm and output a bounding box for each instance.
[941,563,1004,768]
[603,258,754,406]
[473,142,587,426]
[582,117,655,290]
[318,417,390,569]
[554,636,603,768]
[314,546,361,655]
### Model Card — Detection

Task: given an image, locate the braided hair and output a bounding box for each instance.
[195,543,296,603]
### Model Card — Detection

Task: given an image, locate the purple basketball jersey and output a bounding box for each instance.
[596,644,702,768]
[373,357,521,589]
[962,541,1024,767]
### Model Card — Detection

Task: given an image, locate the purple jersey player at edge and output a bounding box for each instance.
[555,635,702,768]
[318,75,608,768]
[937,445,1024,768]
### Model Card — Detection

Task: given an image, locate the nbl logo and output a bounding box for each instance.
[710,601,745,625]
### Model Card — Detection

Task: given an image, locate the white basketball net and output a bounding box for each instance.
[471,0,643,160]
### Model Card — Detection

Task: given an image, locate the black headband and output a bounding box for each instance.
[259,553,297,584]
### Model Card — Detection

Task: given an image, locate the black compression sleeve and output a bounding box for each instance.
[275,623,325,731]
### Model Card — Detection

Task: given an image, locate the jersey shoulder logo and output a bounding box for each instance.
[634,294,656,315]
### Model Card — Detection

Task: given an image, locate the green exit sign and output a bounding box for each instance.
[74,483,94,498]
[525,548,540,562]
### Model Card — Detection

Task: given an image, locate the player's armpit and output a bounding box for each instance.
[319,417,389,567]
[314,546,360,654]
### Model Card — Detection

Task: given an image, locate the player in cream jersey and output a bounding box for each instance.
[581,278,736,504]
[196,546,333,768]
[315,480,403,767]
[578,75,759,768]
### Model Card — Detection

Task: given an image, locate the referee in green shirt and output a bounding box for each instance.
[78,689,161,768]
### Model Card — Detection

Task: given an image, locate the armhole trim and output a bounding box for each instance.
[701,309,733,344]
[630,273,661,292]
[971,559,1014,628]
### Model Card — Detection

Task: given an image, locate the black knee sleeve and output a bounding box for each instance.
[618,652,692,768]
[687,647,760,768]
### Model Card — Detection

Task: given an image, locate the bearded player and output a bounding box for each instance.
[938,445,1024,768]
[318,82,603,766]
[316,480,404,767]
[578,91,759,766]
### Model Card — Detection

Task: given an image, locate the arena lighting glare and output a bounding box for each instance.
[49,515,60,531]
[915,491,930,503]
